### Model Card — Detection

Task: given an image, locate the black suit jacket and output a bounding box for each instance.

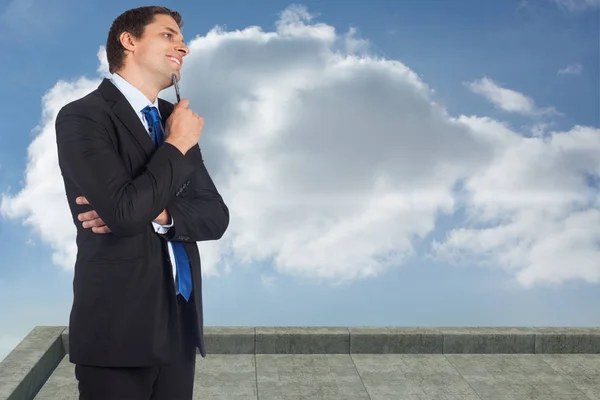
[55,78,229,367]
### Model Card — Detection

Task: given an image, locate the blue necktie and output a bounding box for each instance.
[142,106,192,301]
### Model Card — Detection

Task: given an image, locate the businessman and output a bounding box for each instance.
[55,6,229,399]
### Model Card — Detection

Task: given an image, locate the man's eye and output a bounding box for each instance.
[164,33,171,38]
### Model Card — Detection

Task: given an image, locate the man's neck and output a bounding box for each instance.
[114,68,159,103]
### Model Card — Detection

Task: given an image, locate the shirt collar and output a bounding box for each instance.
[110,72,160,115]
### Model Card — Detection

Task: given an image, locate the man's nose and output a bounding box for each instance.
[176,43,189,57]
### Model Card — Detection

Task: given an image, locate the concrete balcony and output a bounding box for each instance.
[1,326,600,399]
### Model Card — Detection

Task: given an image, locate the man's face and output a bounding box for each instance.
[129,14,189,87]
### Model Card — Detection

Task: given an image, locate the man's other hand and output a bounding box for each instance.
[76,196,112,234]
[153,209,171,225]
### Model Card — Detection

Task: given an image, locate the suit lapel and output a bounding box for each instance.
[98,79,155,158]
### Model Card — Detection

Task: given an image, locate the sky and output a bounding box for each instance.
[0,0,598,362]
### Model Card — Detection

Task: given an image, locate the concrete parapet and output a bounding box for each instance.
[44,326,600,356]
[0,327,65,400]
[204,326,600,355]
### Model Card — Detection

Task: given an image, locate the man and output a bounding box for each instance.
[55,6,229,399]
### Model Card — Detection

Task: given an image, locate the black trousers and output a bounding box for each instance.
[75,294,197,400]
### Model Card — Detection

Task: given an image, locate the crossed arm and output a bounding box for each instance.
[78,145,230,243]
[57,104,229,242]
[75,196,173,234]
[78,196,168,233]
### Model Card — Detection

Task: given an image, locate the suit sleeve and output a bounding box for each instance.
[55,104,194,237]
[159,144,229,242]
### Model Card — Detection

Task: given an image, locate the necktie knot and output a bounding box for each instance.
[141,106,161,125]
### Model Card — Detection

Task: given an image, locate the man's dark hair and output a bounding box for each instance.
[106,6,183,74]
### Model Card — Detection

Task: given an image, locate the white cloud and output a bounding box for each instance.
[96,46,110,78]
[549,0,600,11]
[558,63,583,75]
[466,77,559,117]
[1,77,102,269]
[432,120,600,287]
[1,5,599,288]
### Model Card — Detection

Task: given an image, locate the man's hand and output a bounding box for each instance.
[76,196,111,234]
[164,99,204,155]
[154,209,171,225]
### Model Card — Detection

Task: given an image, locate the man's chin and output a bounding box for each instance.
[158,71,178,90]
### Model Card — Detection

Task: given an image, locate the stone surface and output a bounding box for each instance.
[349,327,443,354]
[60,329,68,356]
[4,326,600,399]
[0,326,65,400]
[256,354,369,400]
[255,327,350,354]
[33,357,77,400]
[193,355,258,399]
[203,327,255,354]
[535,327,600,354]
[352,354,482,399]
[441,327,536,354]
[30,353,600,400]
[446,354,593,399]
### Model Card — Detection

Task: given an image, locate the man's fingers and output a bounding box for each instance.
[176,98,190,108]
[82,217,105,228]
[74,196,111,233]
[76,196,89,205]
[78,210,99,222]
[92,226,112,234]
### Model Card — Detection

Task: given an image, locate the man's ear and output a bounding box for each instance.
[119,32,136,52]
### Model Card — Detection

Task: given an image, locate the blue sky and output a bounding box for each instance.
[0,0,598,361]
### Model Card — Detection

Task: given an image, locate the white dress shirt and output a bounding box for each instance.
[109,72,179,293]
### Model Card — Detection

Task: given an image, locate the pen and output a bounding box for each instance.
[172,73,181,102]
